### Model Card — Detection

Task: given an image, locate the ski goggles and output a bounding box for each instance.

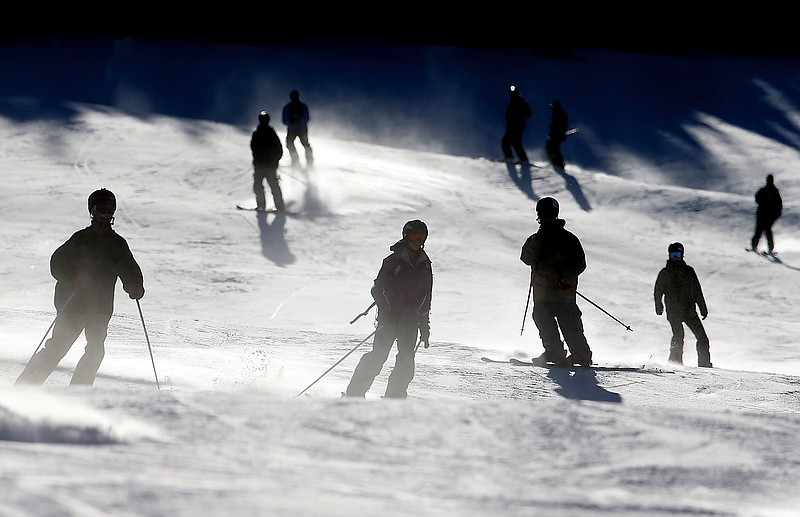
[668,251,683,259]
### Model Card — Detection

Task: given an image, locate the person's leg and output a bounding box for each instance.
[752,216,766,250]
[286,132,299,166]
[667,317,685,364]
[252,168,267,210]
[384,323,419,398]
[298,131,314,166]
[501,132,514,160]
[265,169,285,211]
[512,132,528,162]
[345,323,397,397]
[765,220,775,253]
[70,312,112,385]
[552,142,565,168]
[532,302,566,362]
[16,312,84,384]
[557,302,592,364]
[685,314,711,367]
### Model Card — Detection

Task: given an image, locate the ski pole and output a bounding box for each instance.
[28,291,77,361]
[349,301,376,324]
[576,290,633,332]
[520,284,532,336]
[136,299,161,390]
[295,327,379,397]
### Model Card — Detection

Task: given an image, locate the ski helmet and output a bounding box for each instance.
[402,219,428,241]
[258,111,270,124]
[668,242,684,259]
[87,188,116,214]
[508,85,520,97]
[536,197,559,219]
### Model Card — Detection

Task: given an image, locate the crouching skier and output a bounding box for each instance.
[344,220,433,399]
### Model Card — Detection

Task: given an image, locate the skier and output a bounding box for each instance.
[520,197,593,366]
[250,111,285,212]
[545,99,568,168]
[750,174,782,254]
[501,85,532,164]
[16,188,145,386]
[654,242,712,367]
[344,220,433,399]
[281,90,314,169]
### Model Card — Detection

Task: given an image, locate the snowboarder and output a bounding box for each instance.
[15,188,145,386]
[545,99,568,168]
[520,197,593,366]
[250,111,285,212]
[654,242,712,367]
[750,174,782,254]
[344,220,433,399]
[501,85,532,164]
[281,90,314,169]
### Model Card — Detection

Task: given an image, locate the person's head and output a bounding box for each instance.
[508,85,520,98]
[668,242,684,261]
[767,174,774,185]
[289,90,300,101]
[550,99,561,109]
[88,188,116,227]
[402,219,428,252]
[536,196,559,222]
[258,110,270,125]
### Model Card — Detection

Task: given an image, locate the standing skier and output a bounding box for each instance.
[545,99,568,168]
[281,90,314,169]
[750,174,782,254]
[654,242,712,367]
[250,111,285,212]
[520,197,593,366]
[501,85,532,164]
[344,220,433,399]
[16,188,145,386]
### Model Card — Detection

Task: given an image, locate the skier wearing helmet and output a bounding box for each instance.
[520,197,593,367]
[250,110,285,212]
[501,85,532,164]
[344,220,433,398]
[654,242,712,367]
[16,188,145,386]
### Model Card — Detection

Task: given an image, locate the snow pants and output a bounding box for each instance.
[16,310,111,386]
[286,129,314,168]
[751,214,778,253]
[533,300,592,361]
[501,128,528,162]
[253,164,285,211]
[545,135,565,168]
[345,318,419,399]
[667,313,711,367]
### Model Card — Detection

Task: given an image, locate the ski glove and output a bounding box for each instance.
[419,323,430,348]
[128,284,145,300]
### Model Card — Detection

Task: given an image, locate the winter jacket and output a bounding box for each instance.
[505,96,532,132]
[654,259,708,321]
[755,183,782,222]
[250,124,283,166]
[371,240,433,325]
[520,219,586,302]
[282,100,310,133]
[51,221,144,317]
